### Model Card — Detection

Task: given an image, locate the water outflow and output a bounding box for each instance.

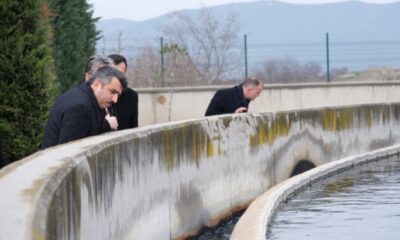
[266,156,400,240]
[187,211,244,240]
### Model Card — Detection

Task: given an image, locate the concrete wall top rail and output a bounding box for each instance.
[230,145,400,240]
[136,81,400,93]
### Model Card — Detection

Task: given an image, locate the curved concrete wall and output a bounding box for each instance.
[1,103,400,240]
[230,145,400,240]
[138,81,400,125]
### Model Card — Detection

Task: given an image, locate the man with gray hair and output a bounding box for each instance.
[84,55,114,80]
[83,55,119,131]
[41,65,127,149]
[205,77,263,116]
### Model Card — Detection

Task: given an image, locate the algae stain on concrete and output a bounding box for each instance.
[162,129,175,171]
[32,228,45,240]
[365,108,373,129]
[321,105,397,132]
[190,126,207,167]
[318,106,388,132]
[162,125,215,171]
[249,104,397,149]
[249,113,291,147]
[206,138,214,158]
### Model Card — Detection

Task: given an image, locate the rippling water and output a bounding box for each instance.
[266,156,400,240]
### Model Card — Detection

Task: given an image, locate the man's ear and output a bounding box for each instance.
[85,73,91,81]
[90,79,102,91]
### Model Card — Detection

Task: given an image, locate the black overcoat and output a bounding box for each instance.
[41,82,102,149]
[113,88,138,129]
[205,85,250,116]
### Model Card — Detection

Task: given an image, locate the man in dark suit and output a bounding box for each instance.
[83,55,119,132]
[205,77,263,116]
[107,54,139,129]
[41,65,127,149]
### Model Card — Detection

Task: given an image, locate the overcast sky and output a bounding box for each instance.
[88,0,399,21]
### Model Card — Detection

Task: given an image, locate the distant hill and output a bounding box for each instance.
[96,0,400,71]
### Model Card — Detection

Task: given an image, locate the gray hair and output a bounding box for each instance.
[243,76,262,87]
[85,55,115,75]
[87,65,127,90]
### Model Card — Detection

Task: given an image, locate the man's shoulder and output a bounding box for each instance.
[117,88,138,106]
[216,85,238,96]
[60,83,88,97]
[124,88,138,98]
[54,84,92,109]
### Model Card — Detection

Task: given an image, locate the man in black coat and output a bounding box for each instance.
[83,55,119,132]
[205,77,263,116]
[107,54,138,129]
[41,65,127,149]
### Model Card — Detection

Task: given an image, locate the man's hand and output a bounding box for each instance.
[105,114,118,130]
[235,107,247,113]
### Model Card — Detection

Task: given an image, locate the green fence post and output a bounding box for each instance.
[326,32,330,82]
[244,34,248,79]
[160,37,165,87]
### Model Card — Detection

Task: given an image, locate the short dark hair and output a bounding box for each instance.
[87,65,127,90]
[243,76,262,87]
[108,54,128,70]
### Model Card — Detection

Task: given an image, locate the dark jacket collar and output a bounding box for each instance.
[79,82,97,105]
[79,82,102,120]
[236,84,250,103]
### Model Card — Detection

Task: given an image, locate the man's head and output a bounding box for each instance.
[88,66,127,109]
[84,55,114,80]
[108,54,128,73]
[242,77,263,101]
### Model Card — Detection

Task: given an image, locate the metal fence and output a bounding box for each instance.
[97,32,400,86]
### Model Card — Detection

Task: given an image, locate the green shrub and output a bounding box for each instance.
[48,0,99,94]
[0,0,55,167]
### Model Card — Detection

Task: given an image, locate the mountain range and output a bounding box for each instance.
[96,0,400,71]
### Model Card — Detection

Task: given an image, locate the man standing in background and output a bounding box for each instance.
[107,54,139,129]
[205,77,263,116]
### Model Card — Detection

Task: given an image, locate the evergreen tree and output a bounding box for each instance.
[48,0,99,93]
[0,0,55,167]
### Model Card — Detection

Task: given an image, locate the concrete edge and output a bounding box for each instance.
[136,81,400,93]
[0,118,213,240]
[230,144,400,240]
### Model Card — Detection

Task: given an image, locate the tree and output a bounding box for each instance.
[127,45,161,87]
[255,57,323,83]
[0,0,55,167]
[161,7,242,84]
[127,43,206,87]
[159,43,203,87]
[47,0,99,93]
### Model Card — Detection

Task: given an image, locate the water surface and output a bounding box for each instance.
[267,156,400,240]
